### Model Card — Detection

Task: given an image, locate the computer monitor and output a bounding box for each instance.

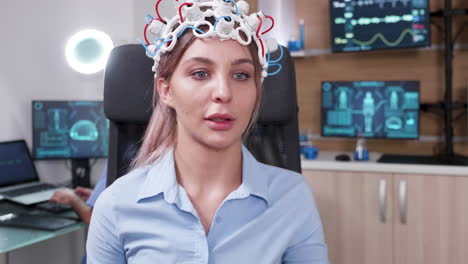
[32,101,109,159]
[330,0,431,52]
[321,81,420,139]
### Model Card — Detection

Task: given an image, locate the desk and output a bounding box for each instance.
[0,200,85,262]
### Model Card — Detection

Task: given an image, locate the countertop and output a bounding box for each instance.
[301,152,468,176]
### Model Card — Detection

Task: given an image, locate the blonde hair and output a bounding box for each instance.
[131,30,263,169]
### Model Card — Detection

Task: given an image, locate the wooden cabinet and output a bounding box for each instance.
[304,170,468,264]
[304,170,393,264]
[393,174,468,264]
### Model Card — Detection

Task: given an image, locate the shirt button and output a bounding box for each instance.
[215,217,222,224]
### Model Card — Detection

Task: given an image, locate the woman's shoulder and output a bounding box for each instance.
[254,161,319,217]
[256,161,305,187]
[97,164,153,203]
[113,165,153,186]
[251,161,312,200]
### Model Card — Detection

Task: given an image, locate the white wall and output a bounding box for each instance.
[0,0,154,263]
[258,0,296,47]
[133,0,177,39]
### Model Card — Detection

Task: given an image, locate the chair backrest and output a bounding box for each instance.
[104,44,301,186]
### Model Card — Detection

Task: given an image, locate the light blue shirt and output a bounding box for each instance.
[86,145,329,264]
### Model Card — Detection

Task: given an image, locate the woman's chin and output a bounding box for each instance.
[202,134,241,151]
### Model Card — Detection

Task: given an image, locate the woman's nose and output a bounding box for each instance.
[212,75,232,103]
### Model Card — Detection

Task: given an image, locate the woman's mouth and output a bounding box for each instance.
[205,114,235,131]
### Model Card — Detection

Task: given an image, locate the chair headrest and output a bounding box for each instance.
[104,44,296,125]
[104,45,154,124]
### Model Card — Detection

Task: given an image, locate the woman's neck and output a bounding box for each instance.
[173,138,243,197]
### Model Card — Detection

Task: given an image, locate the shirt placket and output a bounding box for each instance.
[173,186,210,264]
[177,186,250,264]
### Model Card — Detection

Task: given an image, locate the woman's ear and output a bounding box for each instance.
[156,77,174,108]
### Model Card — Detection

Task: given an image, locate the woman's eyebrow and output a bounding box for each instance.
[184,57,254,66]
[186,57,214,65]
[231,58,254,66]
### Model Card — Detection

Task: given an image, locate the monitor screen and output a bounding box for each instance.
[0,140,38,187]
[32,101,109,159]
[321,81,420,139]
[330,0,431,52]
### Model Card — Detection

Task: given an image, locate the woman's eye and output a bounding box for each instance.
[233,72,250,80]
[192,70,209,80]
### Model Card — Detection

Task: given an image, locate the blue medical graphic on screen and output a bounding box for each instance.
[321,81,420,139]
[32,101,109,159]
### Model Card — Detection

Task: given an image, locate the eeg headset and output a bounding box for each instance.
[139,0,283,80]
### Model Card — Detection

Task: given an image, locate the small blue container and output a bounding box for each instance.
[287,40,302,52]
[303,146,318,160]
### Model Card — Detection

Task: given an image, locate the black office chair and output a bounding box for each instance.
[103,44,301,187]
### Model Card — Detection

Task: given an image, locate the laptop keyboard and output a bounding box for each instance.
[36,202,72,213]
[0,184,56,197]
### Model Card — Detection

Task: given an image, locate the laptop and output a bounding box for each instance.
[0,213,79,231]
[0,140,62,205]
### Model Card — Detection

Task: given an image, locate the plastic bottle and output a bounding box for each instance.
[302,129,318,160]
[354,135,369,161]
[299,19,305,50]
[299,131,308,155]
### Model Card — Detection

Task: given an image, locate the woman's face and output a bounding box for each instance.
[158,37,258,150]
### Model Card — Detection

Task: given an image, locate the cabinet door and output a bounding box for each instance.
[304,170,393,264]
[393,174,468,264]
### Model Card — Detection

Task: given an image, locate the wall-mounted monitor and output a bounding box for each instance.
[321,81,420,139]
[32,101,109,159]
[330,0,431,52]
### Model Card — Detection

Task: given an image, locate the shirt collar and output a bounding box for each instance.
[136,147,179,204]
[136,145,270,206]
[238,145,270,206]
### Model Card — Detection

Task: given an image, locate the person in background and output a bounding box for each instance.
[49,166,107,224]
[50,165,108,264]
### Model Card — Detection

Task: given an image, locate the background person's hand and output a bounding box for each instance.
[49,188,79,205]
[74,187,93,201]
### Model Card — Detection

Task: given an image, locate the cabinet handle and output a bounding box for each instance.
[399,180,407,224]
[379,179,387,223]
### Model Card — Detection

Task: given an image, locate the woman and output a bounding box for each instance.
[87,1,328,263]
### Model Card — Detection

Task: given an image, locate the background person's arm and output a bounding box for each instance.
[75,187,93,201]
[49,188,93,224]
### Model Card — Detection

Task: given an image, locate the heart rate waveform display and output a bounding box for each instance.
[330,0,431,52]
[32,101,109,159]
[321,81,420,139]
